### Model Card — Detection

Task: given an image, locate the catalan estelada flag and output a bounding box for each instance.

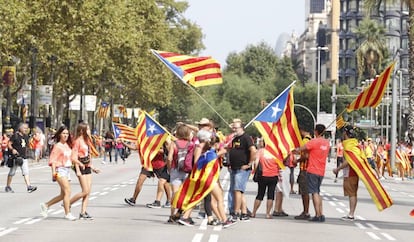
[87,135,100,157]
[172,149,220,211]
[151,49,223,87]
[253,85,303,168]
[336,115,346,129]
[343,138,393,211]
[112,123,137,143]
[395,149,411,170]
[346,63,395,112]
[97,101,110,118]
[135,111,168,171]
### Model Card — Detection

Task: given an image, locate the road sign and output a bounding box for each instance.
[317,112,336,132]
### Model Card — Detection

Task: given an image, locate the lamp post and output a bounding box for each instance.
[29,47,38,131]
[64,61,73,128]
[310,46,329,121]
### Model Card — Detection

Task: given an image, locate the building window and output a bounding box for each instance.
[348,0,357,12]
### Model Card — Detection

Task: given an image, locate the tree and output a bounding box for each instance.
[354,17,388,80]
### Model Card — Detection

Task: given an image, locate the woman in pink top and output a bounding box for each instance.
[39,125,76,220]
[70,122,100,220]
[252,139,279,219]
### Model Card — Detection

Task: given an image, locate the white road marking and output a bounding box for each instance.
[25,218,42,225]
[208,234,219,242]
[213,225,222,231]
[328,201,336,206]
[103,187,111,191]
[91,191,100,195]
[355,215,365,220]
[380,233,396,241]
[324,192,332,196]
[100,191,109,196]
[199,219,207,230]
[337,202,346,207]
[336,208,345,213]
[192,233,204,242]
[355,223,366,229]
[110,187,119,191]
[51,209,64,215]
[0,227,18,237]
[89,196,97,201]
[366,232,381,240]
[331,197,338,201]
[366,223,379,230]
[13,218,33,225]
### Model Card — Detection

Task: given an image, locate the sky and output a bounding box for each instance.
[184,0,305,65]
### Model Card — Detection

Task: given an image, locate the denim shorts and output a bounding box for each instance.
[8,158,29,176]
[170,168,188,187]
[56,167,72,181]
[230,169,250,193]
[306,172,324,194]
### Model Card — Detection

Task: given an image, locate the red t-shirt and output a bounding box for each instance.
[305,137,330,176]
[151,151,165,170]
[257,149,279,177]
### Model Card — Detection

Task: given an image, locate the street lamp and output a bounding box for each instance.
[29,47,38,131]
[310,46,329,121]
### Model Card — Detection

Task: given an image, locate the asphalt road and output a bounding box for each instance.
[0,152,413,242]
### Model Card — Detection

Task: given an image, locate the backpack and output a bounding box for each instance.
[174,140,194,173]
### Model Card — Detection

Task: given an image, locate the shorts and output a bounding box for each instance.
[140,166,170,182]
[289,167,295,184]
[343,176,359,197]
[170,168,188,187]
[35,148,42,157]
[306,172,323,194]
[297,170,309,195]
[73,163,92,175]
[230,169,250,193]
[8,158,29,176]
[56,167,72,180]
[367,158,376,169]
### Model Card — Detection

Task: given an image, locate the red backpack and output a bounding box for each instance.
[174,140,195,173]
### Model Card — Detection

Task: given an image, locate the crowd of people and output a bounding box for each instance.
[0,118,412,226]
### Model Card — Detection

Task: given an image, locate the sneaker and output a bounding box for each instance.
[341,215,355,221]
[222,218,237,228]
[207,218,220,226]
[272,211,289,217]
[240,213,250,222]
[229,213,238,222]
[64,213,77,221]
[197,212,206,219]
[163,201,171,208]
[79,212,94,220]
[124,197,136,206]
[178,217,194,227]
[5,186,14,193]
[146,200,161,208]
[40,203,48,218]
[167,214,180,224]
[294,212,310,220]
[309,215,325,222]
[27,185,37,193]
[334,178,338,183]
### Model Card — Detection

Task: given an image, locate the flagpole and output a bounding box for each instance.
[321,108,347,135]
[142,110,173,137]
[151,49,230,127]
[244,81,297,129]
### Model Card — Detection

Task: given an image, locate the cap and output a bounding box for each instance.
[195,118,210,125]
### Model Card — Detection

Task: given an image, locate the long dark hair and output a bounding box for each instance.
[54,125,73,148]
[75,122,89,141]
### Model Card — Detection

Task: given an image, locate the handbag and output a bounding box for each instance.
[253,162,262,182]
[7,155,24,167]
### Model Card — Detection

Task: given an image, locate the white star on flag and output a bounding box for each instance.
[147,124,157,134]
[271,102,282,118]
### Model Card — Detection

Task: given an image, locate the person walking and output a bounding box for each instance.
[69,122,100,220]
[334,139,344,183]
[333,125,359,221]
[5,123,37,193]
[294,124,330,222]
[114,138,125,164]
[40,125,76,221]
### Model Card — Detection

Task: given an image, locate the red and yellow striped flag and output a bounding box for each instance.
[347,63,395,112]
[253,86,303,168]
[343,138,393,211]
[336,115,346,129]
[396,149,411,170]
[135,111,168,171]
[172,150,220,211]
[151,49,223,87]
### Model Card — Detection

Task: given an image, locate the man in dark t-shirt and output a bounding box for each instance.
[5,123,37,193]
[228,119,256,221]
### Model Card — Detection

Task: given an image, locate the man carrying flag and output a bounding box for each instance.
[293,124,330,222]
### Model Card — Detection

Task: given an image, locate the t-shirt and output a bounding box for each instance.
[336,143,343,157]
[72,138,89,160]
[49,142,72,168]
[258,149,279,177]
[10,133,29,159]
[229,133,254,170]
[152,151,165,170]
[305,137,330,176]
